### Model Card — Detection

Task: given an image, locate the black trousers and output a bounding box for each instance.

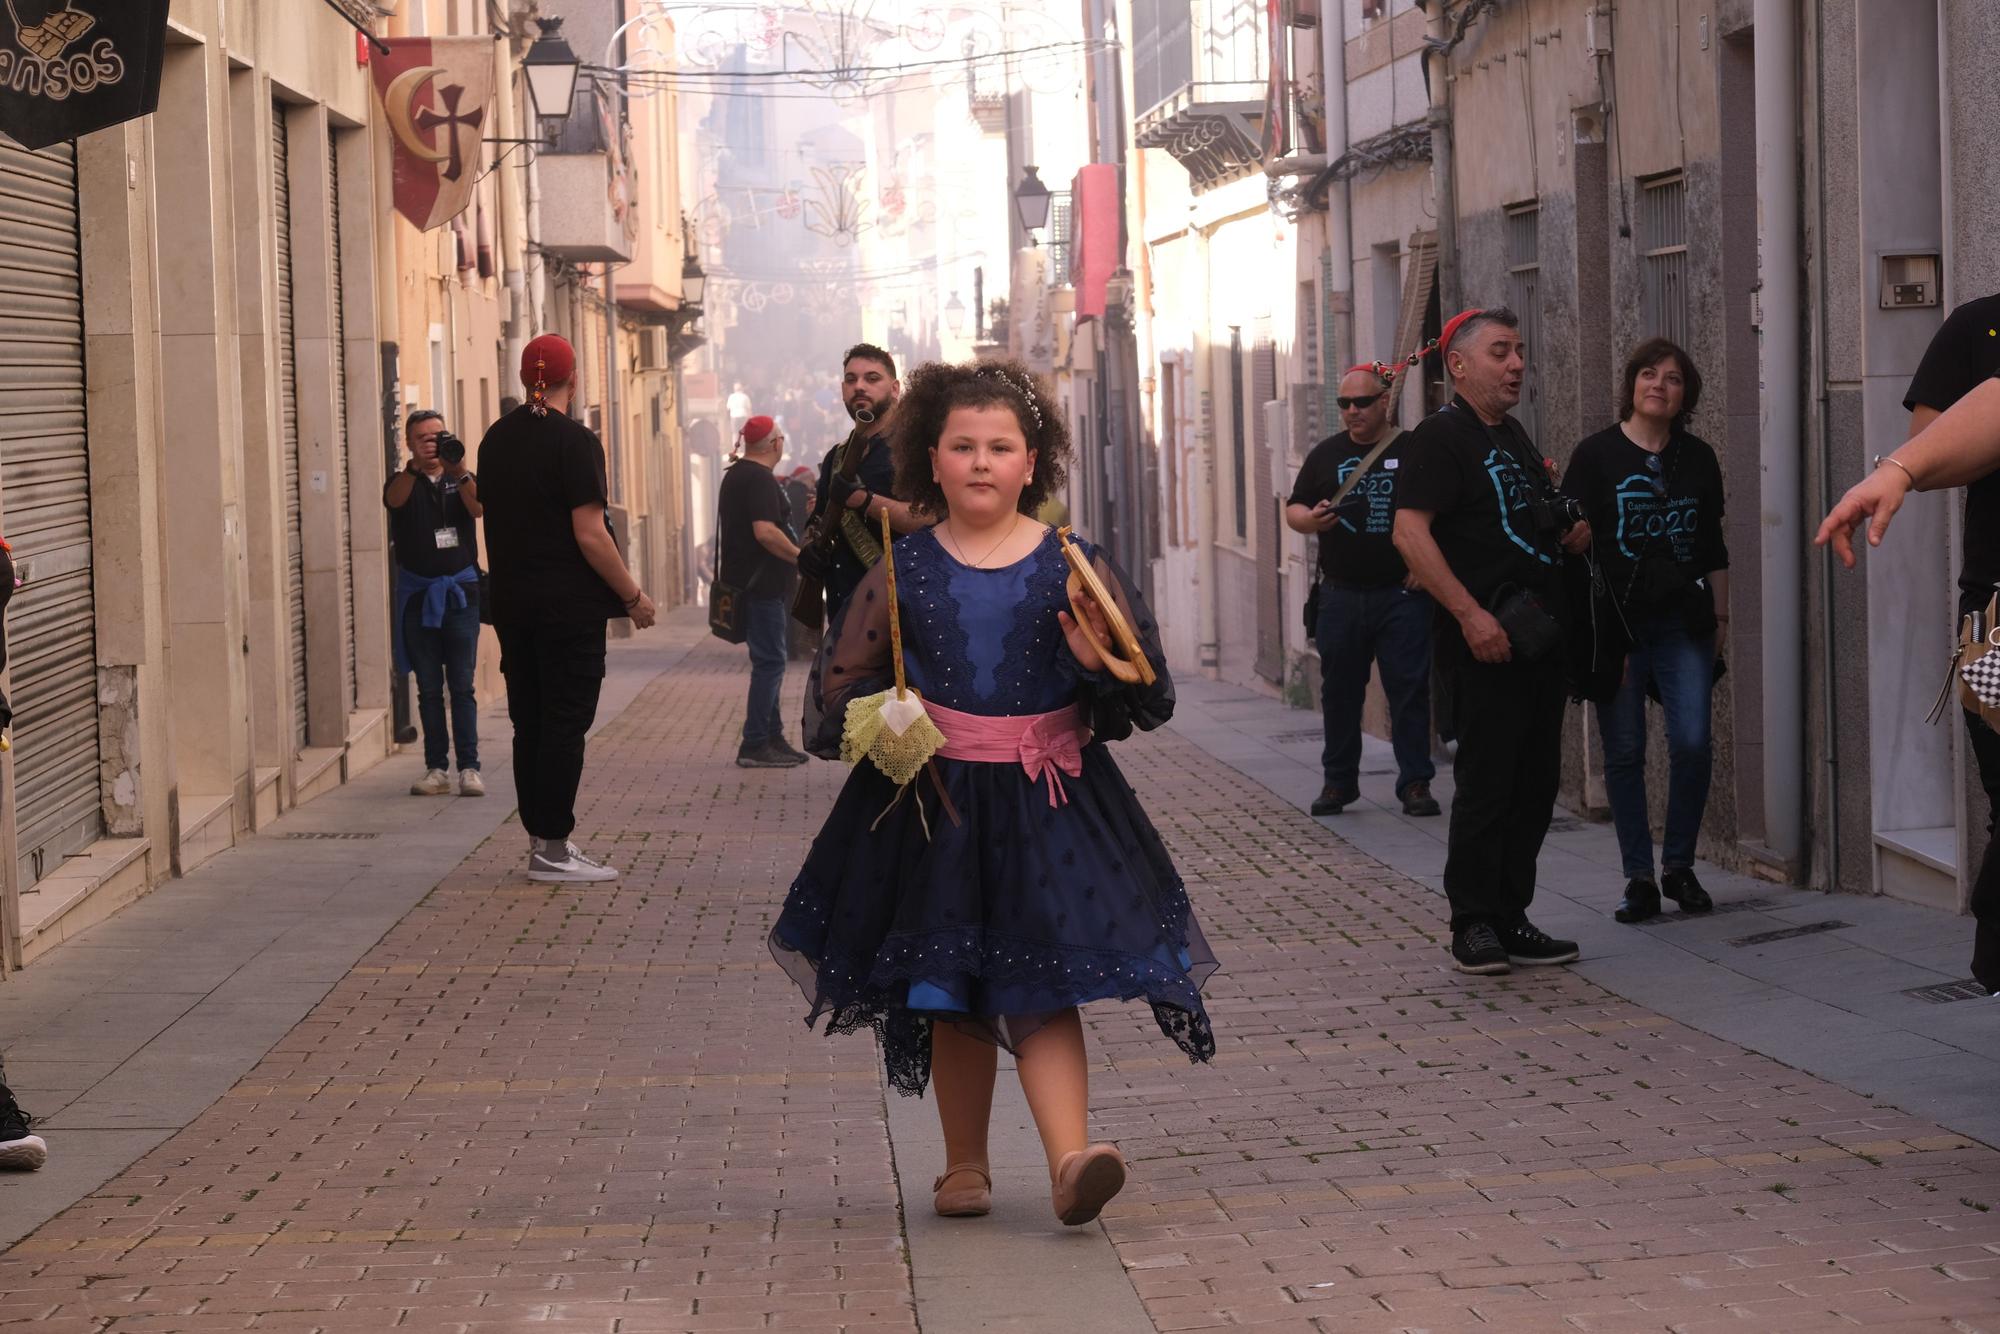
[497,620,607,843]
[1441,655,1568,931]
[1963,710,2000,991]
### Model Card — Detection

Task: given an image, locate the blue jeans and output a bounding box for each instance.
[1317,584,1436,794]
[743,596,788,746]
[1595,611,1713,880]
[402,591,481,773]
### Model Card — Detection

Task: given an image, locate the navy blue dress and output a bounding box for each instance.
[768,526,1218,1095]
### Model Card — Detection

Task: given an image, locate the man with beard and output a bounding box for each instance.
[1393,307,1592,977]
[797,343,927,625]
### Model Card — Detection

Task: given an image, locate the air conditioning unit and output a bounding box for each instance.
[635,327,668,371]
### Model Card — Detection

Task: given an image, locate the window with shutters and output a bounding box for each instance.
[1506,203,1541,442]
[1639,173,1689,345]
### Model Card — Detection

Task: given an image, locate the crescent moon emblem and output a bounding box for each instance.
[383,65,451,165]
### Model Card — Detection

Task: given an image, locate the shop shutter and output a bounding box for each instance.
[329,131,355,710]
[274,104,307,749]
[0,138,102,882]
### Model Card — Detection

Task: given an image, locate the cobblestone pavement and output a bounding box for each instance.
[4,633,2000,1330]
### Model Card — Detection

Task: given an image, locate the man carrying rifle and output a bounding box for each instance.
[794,343,925,630]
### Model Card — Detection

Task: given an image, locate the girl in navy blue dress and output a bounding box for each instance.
[769,359,1217,1228]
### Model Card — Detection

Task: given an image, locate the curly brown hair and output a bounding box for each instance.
[891,358,1071,517]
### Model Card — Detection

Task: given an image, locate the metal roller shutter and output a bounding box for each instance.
[274,104,307,750]
[0,138,102,883]
[330,130,355,710]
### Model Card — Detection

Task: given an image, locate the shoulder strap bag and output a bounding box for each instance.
[707,475,749,645]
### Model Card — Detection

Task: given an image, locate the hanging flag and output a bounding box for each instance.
[0,0,170,150]
[371,35,495,231]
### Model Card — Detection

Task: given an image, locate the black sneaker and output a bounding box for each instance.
[768,737,812,764]
[1497,920,1581,966]
[1398,781,1442,817]
[1661,868,1713,913]
[0,1083,47,1171]
[1451,922,1511,975]
[737,739,807,769]
[1614,878,1661,924]
[1311,784,1359,816]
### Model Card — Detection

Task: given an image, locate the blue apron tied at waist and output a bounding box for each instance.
[393,565,480,673]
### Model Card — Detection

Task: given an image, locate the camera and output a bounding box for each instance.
[1526,491,1585,537]
[435,431,465,466]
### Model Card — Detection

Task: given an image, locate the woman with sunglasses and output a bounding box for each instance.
[1561,338,1730,924]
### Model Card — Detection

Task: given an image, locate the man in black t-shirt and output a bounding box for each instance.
[1286,364,1438,819]
[1905,293,2000,991]
[477,334,657,885]
[1393,308,1591,977]
[386,409,483,797]
[718,415,807,769]
[799,344,925,624]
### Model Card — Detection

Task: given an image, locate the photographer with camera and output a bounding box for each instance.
[1393,308,1591,976]
[385,408,483,798]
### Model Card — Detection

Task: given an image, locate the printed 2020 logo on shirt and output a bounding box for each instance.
[1333,459,1397,535]
[1612,472,1700,563]
[1482,449,1556,565]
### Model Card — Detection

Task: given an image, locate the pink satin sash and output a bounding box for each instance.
[927,700,1091,808]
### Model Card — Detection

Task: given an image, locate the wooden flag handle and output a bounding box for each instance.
[1058,527,1156,687]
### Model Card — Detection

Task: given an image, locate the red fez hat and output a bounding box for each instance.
[521,334,576,417]
[1437,308,1484,362]
[740,415,776,446]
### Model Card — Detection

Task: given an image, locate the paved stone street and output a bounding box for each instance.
[5,616,2000,1330]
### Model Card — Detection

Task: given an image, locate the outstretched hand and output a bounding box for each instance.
[1058,588,1111,673]
[1815,467,1912,569]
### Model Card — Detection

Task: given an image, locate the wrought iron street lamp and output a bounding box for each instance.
[1014,165,1051,233]
[945,291,966,336]
[523,17,583,120]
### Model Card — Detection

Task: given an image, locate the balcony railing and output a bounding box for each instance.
[1131,1,1271,192]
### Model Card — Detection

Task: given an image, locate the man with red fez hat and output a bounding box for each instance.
[1393,308,1592,977]
[1286,362,1439,820]
[717,413,810,768]
[474,333,657,884]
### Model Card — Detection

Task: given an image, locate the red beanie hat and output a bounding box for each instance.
[521,333,576,416]
[740,415,776,446]
[1436,308,1484,364]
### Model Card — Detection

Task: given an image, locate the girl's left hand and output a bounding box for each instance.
[1058,588,1110,673]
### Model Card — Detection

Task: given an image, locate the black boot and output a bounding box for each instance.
[1614,878,1661,924]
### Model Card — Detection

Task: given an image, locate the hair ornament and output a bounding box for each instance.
[976,365,1044,431]
[529,356,549,418]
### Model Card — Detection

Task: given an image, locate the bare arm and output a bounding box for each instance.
[1284,501,1338,535]
[860,491,930,534]
[1817,380,2000,565]
[1392,508,1511,663]
[449,466,483,519]
[571,503,657,628]
[1709,568,1730,628]
[753,519,799,563]
[384,467,419,508]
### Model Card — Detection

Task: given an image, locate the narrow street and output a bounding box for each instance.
[0,612,1995,1330]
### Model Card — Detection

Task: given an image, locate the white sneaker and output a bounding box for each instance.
[410,768,451,796]
[459,769,486,797]
[528,841,618,883]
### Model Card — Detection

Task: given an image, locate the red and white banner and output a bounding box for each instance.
[370,36,494,232]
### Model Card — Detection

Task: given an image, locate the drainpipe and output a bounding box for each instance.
[494,34,528,387]
[1423,0,1460,317]
[1755,0,1804,868]
[1320,0,1354,368]
[1193,219,1220,677]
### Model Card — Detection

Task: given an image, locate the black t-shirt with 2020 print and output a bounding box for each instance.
[1393,396,1568,642]
[1287,430,1409,589]
[1904,293,2000,594]
[1561,424,1728,608]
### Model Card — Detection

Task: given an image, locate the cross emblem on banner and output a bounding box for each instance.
[415,83,484,182]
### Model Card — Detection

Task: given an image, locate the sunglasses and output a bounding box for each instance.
[1336,393,1384,410]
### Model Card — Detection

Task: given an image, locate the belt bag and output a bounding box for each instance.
[1945,592,2000,728]
[1485,581,1563,663]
